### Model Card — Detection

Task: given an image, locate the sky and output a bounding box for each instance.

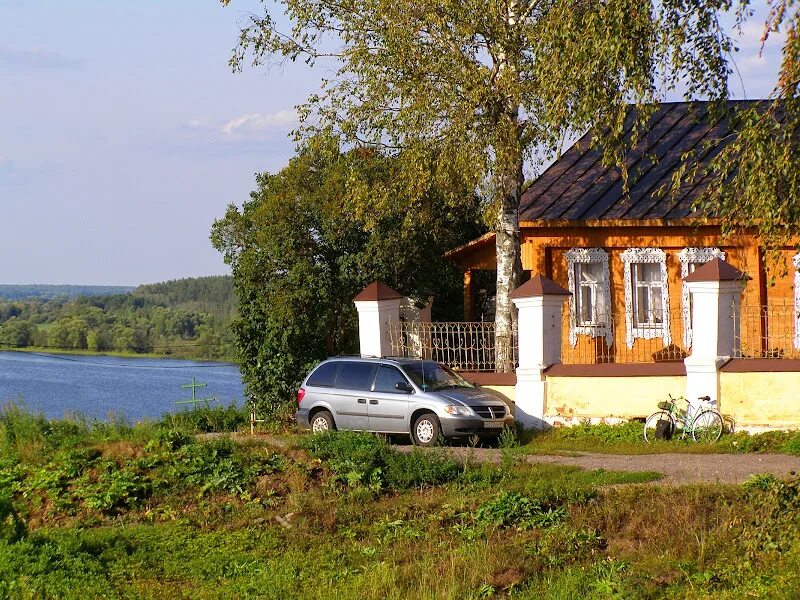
[0,1,787,286]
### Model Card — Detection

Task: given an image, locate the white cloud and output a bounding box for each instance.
[220,110,298,136]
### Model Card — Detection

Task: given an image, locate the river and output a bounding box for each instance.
[0,351,245,422]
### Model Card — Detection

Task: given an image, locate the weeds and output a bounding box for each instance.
[300,431,460,492]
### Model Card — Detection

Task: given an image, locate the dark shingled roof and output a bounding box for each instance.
[519,101,763,222]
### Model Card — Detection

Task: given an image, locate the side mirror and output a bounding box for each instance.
[395,382,413,393]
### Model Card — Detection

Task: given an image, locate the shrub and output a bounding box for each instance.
[79,462,152,513]
[475,491,566,531]
[301,431,460,492]
[0,479,25,543]
[161,404,249,434]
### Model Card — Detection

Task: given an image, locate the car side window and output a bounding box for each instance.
[334,362,376,391]
[373,365,410,394]
[307,361,339,387]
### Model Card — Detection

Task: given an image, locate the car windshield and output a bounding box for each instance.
[401,362,473,392]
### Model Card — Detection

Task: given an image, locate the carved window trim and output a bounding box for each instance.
[794,252,800,350]
[565,248,612,347]
[621,248,671,348]
[678,247,725,348]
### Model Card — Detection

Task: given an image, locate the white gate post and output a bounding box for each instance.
[511,275,570,429]
[684,258,747,408]
[353,281,403,358]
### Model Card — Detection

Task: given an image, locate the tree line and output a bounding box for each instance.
[0,276,236,360]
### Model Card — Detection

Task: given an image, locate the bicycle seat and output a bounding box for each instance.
[697,395,711,401]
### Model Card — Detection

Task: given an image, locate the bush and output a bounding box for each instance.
[161,404,249,434]
[301,431,460,492]
[475,491,567,531]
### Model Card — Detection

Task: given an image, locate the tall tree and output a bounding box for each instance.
[685,2,800,265]
[211,138,482,418]
[222,0,732,370]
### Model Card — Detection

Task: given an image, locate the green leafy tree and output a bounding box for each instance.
[48,316,89,350]
[211,139,482,419]
[0,318,36,348]
[223,0,733,368]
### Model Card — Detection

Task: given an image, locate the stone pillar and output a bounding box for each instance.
[684,258,747,408]
[510,275,570,429]
[353,282,403,358]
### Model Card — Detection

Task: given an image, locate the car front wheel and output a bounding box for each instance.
[412,412,442,447]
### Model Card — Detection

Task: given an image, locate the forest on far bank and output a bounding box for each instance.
[0,276,236,361]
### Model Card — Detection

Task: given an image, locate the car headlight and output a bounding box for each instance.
[443,405,472,416]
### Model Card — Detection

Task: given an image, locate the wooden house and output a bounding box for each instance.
[447,101,800,363]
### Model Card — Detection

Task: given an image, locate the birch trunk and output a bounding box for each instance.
[494,147,523,373]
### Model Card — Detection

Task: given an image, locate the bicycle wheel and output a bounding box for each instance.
[644,411,675,443]
[691,410,724,443]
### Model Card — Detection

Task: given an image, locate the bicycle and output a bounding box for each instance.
[643,394,725,443]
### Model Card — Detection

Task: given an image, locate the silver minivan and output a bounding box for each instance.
[295,357,513,446]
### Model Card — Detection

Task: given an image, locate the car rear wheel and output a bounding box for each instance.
[310,410,335,434]
[411,412,442,447]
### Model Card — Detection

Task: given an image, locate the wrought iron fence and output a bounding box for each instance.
[387,321,518,372]
[733,303,800,359]
[561,307,688,364]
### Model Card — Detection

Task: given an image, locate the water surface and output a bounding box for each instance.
[0,351,245,422]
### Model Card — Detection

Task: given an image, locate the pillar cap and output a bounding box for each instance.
[353,281,403,302]
[684,257,749,283]
[510,274,570,299]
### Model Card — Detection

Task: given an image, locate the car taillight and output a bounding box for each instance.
[297,387,306,405]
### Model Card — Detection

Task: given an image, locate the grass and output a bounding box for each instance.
[3,408,800,598]
[3,346,238,363]
[519,420,800,456]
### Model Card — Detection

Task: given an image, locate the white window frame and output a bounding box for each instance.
[566,248,612,347]
[678,247,725,348]
[794,252,800,350]
[621,248,671,348]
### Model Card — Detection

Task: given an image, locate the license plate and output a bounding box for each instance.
[483,421,504,429]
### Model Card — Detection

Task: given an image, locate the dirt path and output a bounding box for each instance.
[205,433,800,485]
[402,446,800,485]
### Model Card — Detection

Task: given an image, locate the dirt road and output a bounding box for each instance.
[405,446,800,485]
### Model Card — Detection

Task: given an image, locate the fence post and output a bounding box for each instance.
[684,258,747,408]
[353,281,403,358]
[511,275,571,429]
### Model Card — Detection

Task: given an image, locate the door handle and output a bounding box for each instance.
[357,398,367,404]
[369,399,379,405]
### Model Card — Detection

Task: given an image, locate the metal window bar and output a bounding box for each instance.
[733,303,800,359]
[387,321,519,372]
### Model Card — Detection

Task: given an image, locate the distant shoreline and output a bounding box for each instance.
[0,346,239,365]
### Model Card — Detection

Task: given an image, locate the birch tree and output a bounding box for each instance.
[223,0,732,370]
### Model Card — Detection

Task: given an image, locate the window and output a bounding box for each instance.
[373,365,410,394]
[566,248,612,347]
[307,361,339,387]
[334,362,376,391]
[678,248,724,348]
[621,248,671,348]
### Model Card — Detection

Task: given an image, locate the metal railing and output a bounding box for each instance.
[733,303,800,359]
[387,320,518,372]
[561,307,688,364]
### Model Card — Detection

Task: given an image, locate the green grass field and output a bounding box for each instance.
[2,407,800,598]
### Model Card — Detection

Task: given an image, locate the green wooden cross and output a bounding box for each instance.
[176,378,215,407]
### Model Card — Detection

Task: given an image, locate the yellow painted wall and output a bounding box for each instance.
[721,371,800,428]
[481,385,515,405]
[546,375,686,419]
